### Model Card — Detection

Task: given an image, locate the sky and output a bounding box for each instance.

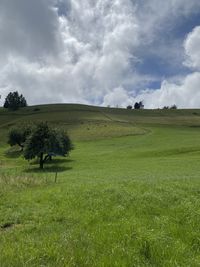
[0,0,200,108]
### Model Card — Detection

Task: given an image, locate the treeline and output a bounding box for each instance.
[2,91,178,111]
[127,101,144,110]
[126,102,177,110]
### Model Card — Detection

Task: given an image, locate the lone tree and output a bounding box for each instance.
[4,91,27,110]
[23,123,73,169]
[8,125,32,151]
[170,104,177,110]
[134,101,144,109]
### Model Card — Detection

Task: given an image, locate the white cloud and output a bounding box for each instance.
[136,26,200,109]
[103,87,134,107]
[135,0,200,41]
[184,26,200,70]
[0,0,140,105]
[0,0,200,108]
[137,73,200,108]
[0,0,61,62]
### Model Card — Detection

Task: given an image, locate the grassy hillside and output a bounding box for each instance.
[1,104,200,266]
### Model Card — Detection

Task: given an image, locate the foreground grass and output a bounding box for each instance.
[1,105,200,266]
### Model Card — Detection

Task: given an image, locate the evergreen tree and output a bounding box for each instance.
[4,91,27,110]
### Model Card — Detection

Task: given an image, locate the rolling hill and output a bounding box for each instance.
[1,104,200,266]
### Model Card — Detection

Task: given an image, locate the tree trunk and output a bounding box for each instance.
[44,154,51,162]
[39,152,44,169]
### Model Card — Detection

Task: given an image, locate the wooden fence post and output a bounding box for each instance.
[55,172,58,183]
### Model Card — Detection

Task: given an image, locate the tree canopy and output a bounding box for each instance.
[134,101,144,109]
[23,123,73,169]
[4,91,27,110]
[8,125,32,150]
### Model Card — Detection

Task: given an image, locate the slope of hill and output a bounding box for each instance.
[1,104,200,142]
[1,104,200,266]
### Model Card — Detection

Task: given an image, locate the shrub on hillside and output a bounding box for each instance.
[127,105,132,110]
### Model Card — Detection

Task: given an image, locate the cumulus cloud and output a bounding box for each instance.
[0,0,140,105]
[0,0,200,108]
[137,73,200,108]
[103,87,134,107]
[136,26,200,108]
[0,0,61,62]
[184,26,200,69]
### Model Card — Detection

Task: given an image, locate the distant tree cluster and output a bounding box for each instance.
[126,101,144,110]
[125,102,178,110]
[4,91,27,110]
[134,101,144,109]
[163,104,177,110]
[8,122,73,169]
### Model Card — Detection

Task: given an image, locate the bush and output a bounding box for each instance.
[127,105,132,110]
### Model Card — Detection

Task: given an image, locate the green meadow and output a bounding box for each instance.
[1,104,200,266]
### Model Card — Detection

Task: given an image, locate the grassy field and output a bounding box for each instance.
[1,104,200,266]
